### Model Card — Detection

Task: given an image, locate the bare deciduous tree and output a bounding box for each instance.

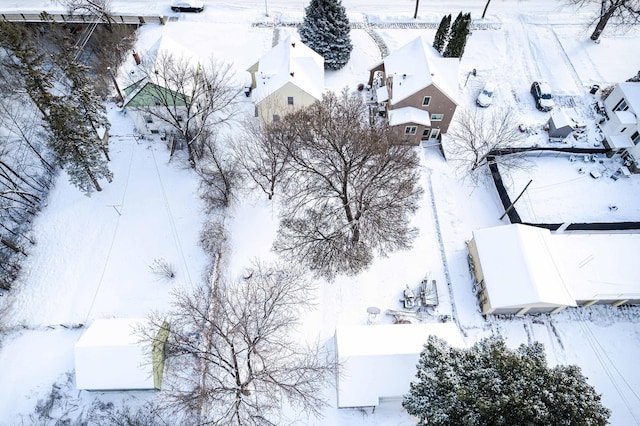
[197,133,244,211]
[445,107,528,183]
[146,261,334,425]
[132,52,240,167]
[565,0,640,40]
[267,89,423,279]
[233,119,290,200]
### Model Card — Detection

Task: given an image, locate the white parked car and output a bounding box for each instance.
[476,81,495,107]
[171,0,205,12]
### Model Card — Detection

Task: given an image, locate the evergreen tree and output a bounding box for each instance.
[433,14,451,54]
[0,21,112,194]
[443,12,471,58]
[298,0,353,70]
[403,336,611,426]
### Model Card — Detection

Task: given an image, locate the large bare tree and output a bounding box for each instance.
[267,89,423,279]
[233,119,290,200]
[147,260,334,425]
[566,0,640,40]
[445,107,528,183]
[132,52,240,167]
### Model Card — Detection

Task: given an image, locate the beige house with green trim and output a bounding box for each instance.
[123,79,188,136]
[247,35,324,125]
[75,318,169,390]
[368,36,459,145]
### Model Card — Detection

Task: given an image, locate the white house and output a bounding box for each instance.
[122,36,199,137]
[600,82,640,169]
[75,318,169,391]
[468,224,640,315]
[335,323,465,408]
[247,35,324,125]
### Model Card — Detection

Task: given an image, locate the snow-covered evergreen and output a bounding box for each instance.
[298,0,352,70]
[403,336,611,426]
[443,12,471,59]
[433,14,451,54]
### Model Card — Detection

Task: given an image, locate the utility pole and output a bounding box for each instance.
[414,0,420,19]
[482,0,492,18]
[499,179,532,220]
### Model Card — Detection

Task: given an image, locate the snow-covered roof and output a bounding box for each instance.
[618,82,640,113]
[336,323,465,408]
[614,109,637,125]
[249,35,324,104]
[472,224,576,310]
[606,134,634,149]
[388,106,431,127]
[141,35,200,70]
[548,109,573,129]
[75,318,158,391]
[551,233,640,302]
[375,36,459,105]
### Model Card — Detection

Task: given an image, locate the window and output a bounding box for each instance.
[632,131,640,145]
[422,128,431,137]
[614,98,629,112]
[431,113,444,121]
[176,115,184,122]
[405,126,417,135]
[144,115,153,124]
[287,96,294,105]
[422,96,431,106]
[273,114,280,122]
[153,97,162,106]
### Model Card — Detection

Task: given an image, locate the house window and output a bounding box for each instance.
[422,96,431,106]
[153,97,162,106]
[632,131,640,145]
[177,115,184,122]
[423,128,430,137]
[431,114,444,121]
[144,115,153,124]
[255,106,258,117]
[405,126,417,135]
[614,98,629,112]
[287,96,294,105]
[273,114,280,122]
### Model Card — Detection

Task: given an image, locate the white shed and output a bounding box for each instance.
[335,323,465,408]
[75,318,169,391]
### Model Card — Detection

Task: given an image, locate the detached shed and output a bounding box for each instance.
[75,318,169,391]
[547,109,574,140]
[335,323,465,408]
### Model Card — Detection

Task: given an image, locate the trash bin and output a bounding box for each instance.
[590,84,600,94]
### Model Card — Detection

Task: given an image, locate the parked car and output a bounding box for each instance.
[476,81,495,107]
[530,81,554,112]
[171,0,205,12]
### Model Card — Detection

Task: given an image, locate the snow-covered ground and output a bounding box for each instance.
[1,0,640,425]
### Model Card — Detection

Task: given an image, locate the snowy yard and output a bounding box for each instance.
[1,0,640,425]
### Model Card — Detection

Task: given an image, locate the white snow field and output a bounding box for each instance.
[1,0,640,425]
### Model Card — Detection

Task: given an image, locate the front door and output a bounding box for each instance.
[429,128,440,139]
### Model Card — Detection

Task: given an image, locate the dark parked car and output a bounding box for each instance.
[171,0,205,12]
[530,81,554,112]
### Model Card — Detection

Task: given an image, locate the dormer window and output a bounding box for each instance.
[614,98,629,112]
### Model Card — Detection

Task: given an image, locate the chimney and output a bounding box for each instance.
[133,50,141,65]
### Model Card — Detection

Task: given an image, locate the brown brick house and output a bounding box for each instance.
[368,36,459,145]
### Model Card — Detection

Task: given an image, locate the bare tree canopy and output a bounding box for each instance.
[233,119,290,200]
[132,52,240,167]
[566,0,640,40]
[148,261,334,425]
[445,107,527,183]
[266,89,423,279]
